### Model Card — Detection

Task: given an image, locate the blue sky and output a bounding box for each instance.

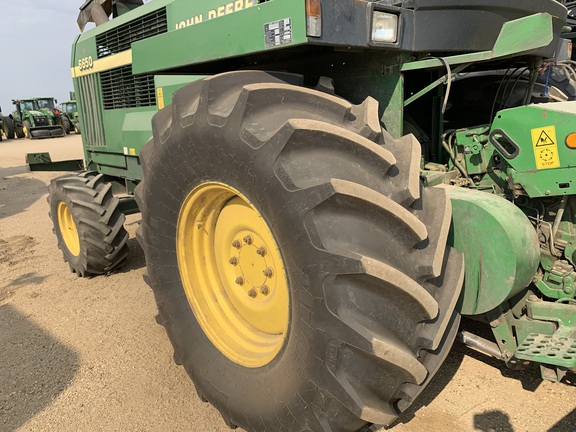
[0,0,149,116]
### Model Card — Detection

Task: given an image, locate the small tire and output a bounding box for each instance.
[74,122,81,134]
[136,71,464,431]
[3,116,15,139]
[15,122,25,139]
[48,172,129,277]
[23,120,32,139]
[61,115,72,134]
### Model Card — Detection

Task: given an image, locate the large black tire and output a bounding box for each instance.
[48,172,129,277]
[23,120,32,139]
[2,116,15,139]
[135,71,464,432]
[61,115,72,134]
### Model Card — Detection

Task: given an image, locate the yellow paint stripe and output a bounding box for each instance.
[71,50,133,78]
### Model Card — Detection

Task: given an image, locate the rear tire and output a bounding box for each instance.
[135,71,464,431]
[48,172,129,277]
[2,116,15,139]
[15,122,25,139]
[23,120,32,139]
[61,115,72,134]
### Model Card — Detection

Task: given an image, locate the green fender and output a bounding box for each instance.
[443,186,540,315]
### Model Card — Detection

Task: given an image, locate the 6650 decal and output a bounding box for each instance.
[78,56,94,71]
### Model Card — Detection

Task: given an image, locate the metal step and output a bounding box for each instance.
[515,332,576,368]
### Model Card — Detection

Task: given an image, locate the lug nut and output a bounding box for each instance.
[196,223,202,229]
[235,276,244,286]
[256,246,267,256]
[260,285,270,295]
[229,257,239,266]
[232,240,241,249]
[248,288,257,298]
[243,235,253,245]
[263,267,274,278]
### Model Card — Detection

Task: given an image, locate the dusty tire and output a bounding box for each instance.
[3,116,15,139]
[74,122,81,134]
[48,172,129,277]
[23,120,32,139]
[135,71,464,431]
[15,123,25,139]
[61,115,72,134]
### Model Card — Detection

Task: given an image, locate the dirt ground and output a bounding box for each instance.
[0,135,574,432]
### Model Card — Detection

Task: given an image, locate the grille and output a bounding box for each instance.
[100,66,156,110]
[33,116,48,126]
[96,8,167,58]
[77,74,106,147]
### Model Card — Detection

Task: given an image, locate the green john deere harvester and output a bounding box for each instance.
[12,98,65,139]
[41,1,576,430]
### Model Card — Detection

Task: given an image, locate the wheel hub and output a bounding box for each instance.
[177,183,289,368]
[57,201,80,256]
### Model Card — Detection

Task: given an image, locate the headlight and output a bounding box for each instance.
[371,12,398,43]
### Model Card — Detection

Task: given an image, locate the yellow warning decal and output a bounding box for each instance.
[531,126,560,170]
[157,88,165,110]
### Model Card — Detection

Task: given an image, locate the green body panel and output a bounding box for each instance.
[155,75,206,108]
[100,108,155,154]
[445,186,541,315]
[132,1,307,75]
[401,13,554,73]
[490,103,576,198]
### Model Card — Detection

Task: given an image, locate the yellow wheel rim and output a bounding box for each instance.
[57,202,80,256]
[177,183,289,368]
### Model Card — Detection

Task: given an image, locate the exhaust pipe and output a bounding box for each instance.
[77,0,112,32]
[77,0,143,32]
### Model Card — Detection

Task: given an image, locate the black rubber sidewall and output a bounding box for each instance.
[145,123,339,428]
[48,183,86,271]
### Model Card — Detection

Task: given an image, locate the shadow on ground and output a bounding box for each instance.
[0,304,79,430]
[114,237,147,275]
[474,410,514,432]
[549,409,576,432]
[388,317,576,430]
[0,166,46,220]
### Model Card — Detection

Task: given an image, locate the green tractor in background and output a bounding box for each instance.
[60,100,81,134]
[0,105,15,141]
[11,98,66,139]
[36,97,73,135]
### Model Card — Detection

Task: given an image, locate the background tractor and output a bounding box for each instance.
[39,1,576,431]
[36,97,73,134]
[12,98,65,139]
[60,100,81,134]
[0,106,15,141]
